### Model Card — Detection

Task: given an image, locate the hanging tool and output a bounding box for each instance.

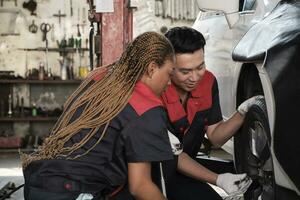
[75,8,83,78]
[28,20,38,33]
[187,0,191,19]
[76,8,82,49]
[44,42,49,78]
[88,0,95,70]
[77,24,81,40]
[155,0,162,17]
[40,23,51,41]
[81,7,87,34]
[69,0,73,16]
[72,8,87,36]
[25,50,28,78]
[76,23,82,73]
[40,23,51,75]
[94,22,101,68]
[162,0,167,18]
[85,38,88,49]
[53,10,66,25]
[77,8,81,38]
[7,94,12,117]
[87,0,102,70]
[50,23,55,42]
[22,0,37,15]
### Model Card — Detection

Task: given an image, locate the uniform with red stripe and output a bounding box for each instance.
[162,70,222,159]
[24,70,174,199]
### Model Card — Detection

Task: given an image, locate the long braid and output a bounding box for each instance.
[21,32,174,168]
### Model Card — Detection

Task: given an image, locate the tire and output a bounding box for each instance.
[234,98,275,200]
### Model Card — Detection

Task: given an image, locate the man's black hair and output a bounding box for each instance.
[165,26,206,54]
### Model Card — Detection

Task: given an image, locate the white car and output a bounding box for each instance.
[193,0,300,199]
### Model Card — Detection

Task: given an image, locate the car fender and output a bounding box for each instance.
[232,1,300,193]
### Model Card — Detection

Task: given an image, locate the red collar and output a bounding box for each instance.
[162,71,214,124]
[129,81,163,116]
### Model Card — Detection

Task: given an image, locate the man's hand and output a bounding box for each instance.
[76,193,93,200]
[237,95,264,116]
[216,173,252,196]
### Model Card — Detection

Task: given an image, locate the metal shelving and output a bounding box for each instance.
[0,79,82,84]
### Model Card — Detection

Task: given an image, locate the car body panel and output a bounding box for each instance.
[233,2,300,192]
[233,2,300,62]
[193,0,300,195]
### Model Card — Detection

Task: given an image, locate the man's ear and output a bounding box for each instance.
[146,61,158,79]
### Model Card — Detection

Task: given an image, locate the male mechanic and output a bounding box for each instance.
[163,26,260,199]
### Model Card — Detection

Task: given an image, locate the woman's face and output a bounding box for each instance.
[149,59,175,96]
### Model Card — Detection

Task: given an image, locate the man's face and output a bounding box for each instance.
[172,49,206,93]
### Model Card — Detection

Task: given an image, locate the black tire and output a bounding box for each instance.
[234,98,275,200]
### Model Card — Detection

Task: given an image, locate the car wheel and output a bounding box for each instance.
[234,98,275,200]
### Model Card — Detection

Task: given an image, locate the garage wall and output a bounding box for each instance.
[0,0,89,78]
[133,0,194,37]
[0,0,196,78]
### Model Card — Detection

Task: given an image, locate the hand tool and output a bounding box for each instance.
[70,0,73,16]
[44,40,49,77]
[77,24,81,39]
[50,23,55,42]
[81,7,87,34]
[87,0,102,70]
[28,20,38,33]
[40,23,51,41]
[25,51,28,78]
[155,0,161,17]
[22,0,37,15]
[40,23,51,75]
[7,94,12,117]
[53,10,66,25]
[89,22,94,70]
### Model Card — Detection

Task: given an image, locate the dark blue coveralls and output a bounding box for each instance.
[23,71,174,200]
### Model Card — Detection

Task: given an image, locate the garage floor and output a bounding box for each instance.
[0,151,244,200]
[0,153,24,200]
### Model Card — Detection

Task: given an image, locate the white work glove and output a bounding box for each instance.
[76,193,94,200]
[216,173,252,196]
[237,95,264,116]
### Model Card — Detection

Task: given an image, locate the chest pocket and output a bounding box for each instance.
[186,96,211,124]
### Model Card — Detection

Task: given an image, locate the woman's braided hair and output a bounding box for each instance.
[21,31,174,168]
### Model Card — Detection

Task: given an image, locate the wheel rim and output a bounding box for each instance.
[245,121,274,200]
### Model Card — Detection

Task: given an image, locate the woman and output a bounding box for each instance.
[22,31,175,200]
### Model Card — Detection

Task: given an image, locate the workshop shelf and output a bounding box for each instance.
[0,148,35,153]
[18,47,89,53]
[0,79,82,84]
[0,79,81,151]
[0,117,58,122]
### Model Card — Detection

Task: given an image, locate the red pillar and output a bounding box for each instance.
[101,0,133,66]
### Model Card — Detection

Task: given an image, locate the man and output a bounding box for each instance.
[163,27,260,199]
